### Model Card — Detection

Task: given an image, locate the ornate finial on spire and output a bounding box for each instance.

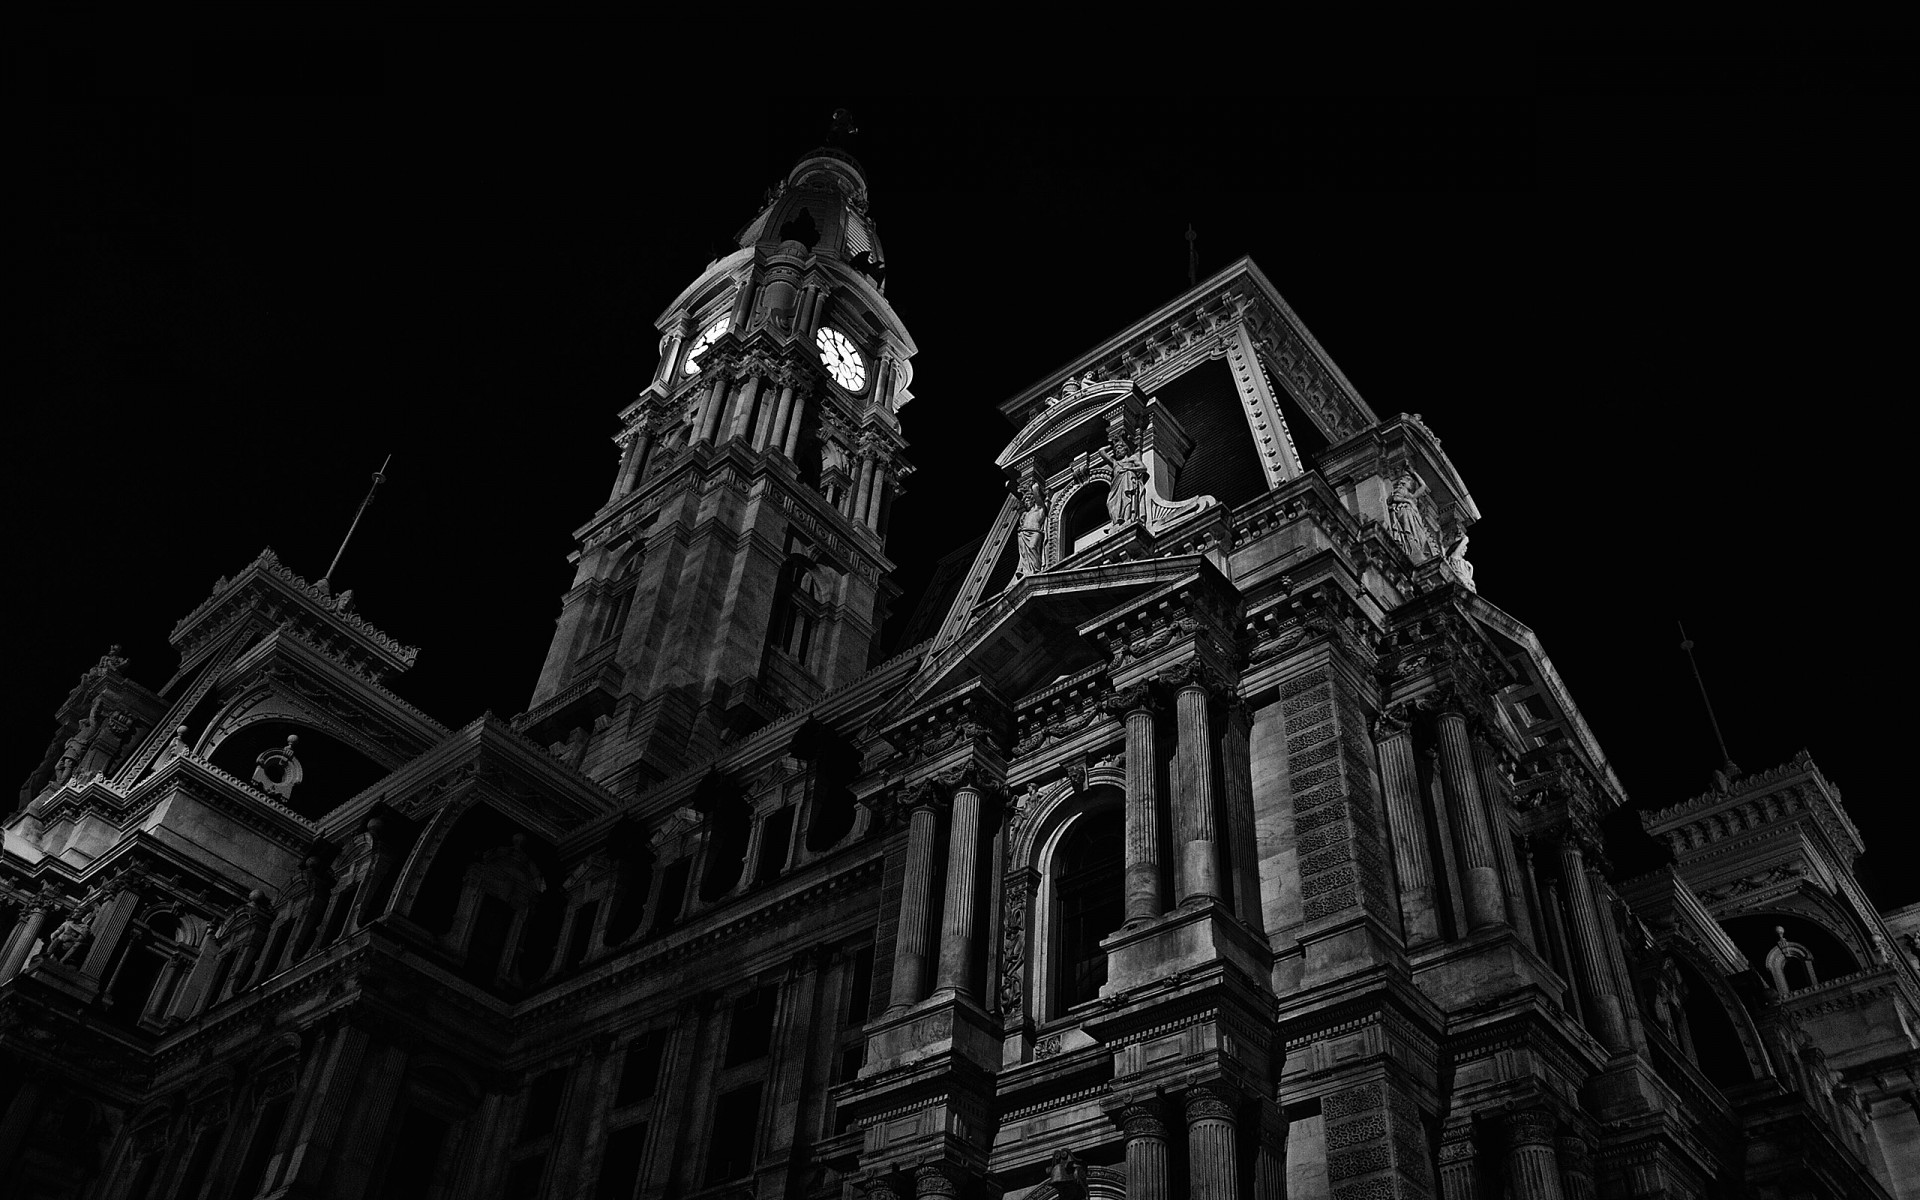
[1186,223,1198,288]
[319,454,392,592]
[829,108,860,146]
[1678,621,1740,788]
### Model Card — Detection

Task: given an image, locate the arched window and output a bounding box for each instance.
[770,556,828,668]
[1050,804,1125,1016]
[1062,484,1111,556]
[597,550,642,646]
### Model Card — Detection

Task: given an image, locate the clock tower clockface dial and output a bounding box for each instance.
[816,326,868,392]
[683,316,731,375]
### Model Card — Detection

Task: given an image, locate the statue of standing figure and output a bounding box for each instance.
[1096,429,1149,526]
[1385,467,1438,563]
[1012,480,1047,580]
[43,906,95,966]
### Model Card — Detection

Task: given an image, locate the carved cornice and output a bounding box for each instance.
[1640,753,1863,864]
[883,683,1013,766]
[1015,670,1117,758]
[170,548,418,675]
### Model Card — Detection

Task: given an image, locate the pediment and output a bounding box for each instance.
[881,556,1218,725]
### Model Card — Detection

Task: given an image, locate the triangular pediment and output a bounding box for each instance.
[881,556,1217,725]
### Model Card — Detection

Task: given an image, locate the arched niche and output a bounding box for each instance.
[206,719,388,819]
[1722,911,1859,995]
[1655,937,1774,1088]
[1058,480,1114,559]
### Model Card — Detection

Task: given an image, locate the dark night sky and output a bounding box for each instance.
[12,33,1916,905]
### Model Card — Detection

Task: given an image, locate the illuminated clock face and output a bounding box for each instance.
[683,316,731,375]
[816,326,868,391]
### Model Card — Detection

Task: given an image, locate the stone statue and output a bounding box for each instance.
[1096,430,1149,526]
[44,906,95,966]
[1385,467,1437,563]
[1444,534,1476,591]
[76,710,135,780]
[53,706,99,785]
[1012,481,1047,580]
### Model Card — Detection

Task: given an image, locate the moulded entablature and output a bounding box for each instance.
[1639,750,1865,866]
[996,379,1147,480]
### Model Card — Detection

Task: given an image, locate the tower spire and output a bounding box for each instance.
[1677,620,1740,787]
[319,454,391,591]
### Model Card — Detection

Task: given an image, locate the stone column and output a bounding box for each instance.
[1556,834,1632,1053]
[1435,707,1506,930]
[887,790,942,1012]
[1171,666,1222,906]
[728,375,764,442]
[782,392,807,459]
[1540,878,1586,1023]
[1504,1109,1566,1200]
[1557,1134,1596,1200]
[728,280,756,329]
[852,455,876,522]
[764,385,795,452]
[1593,880,1648,1052]
[1438,1134,1480,1200]
[1120,1099,1172,1200]
[1478,740,1538,947]
[1185,1085,1241,1200]
[1251,1101,1287,1200]
[697,375,730,443]
[1111,686,1164,924]
[80,886,143,981]
[0,902,50,982]
[863,464,889,530]
[1374,709,1439,943]
[935,778,986,997]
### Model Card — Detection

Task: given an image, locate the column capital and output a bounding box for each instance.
[1502,1106,1557,1147]
[1155,658,1234,699]
[1109,1095,1172,1139]
[1371,702,1415,741]
[1182,1083,1239,1123]
[1101,680,1165,719]
[1438,1134,1477,1164]
[913,1161,964,1199]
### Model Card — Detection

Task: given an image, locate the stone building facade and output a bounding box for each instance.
[4,146,1917,1200]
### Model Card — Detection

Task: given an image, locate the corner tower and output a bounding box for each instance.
[523,146,915,794]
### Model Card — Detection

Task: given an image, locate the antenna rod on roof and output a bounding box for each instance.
[1678,620,1740,782]
[319,454,392,590]
[1186,224,1198,289]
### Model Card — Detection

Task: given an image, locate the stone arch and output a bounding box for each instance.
[386,789,481,922]
[1660,934,1773,1087]
[1015,778,1126,1022]
[1054,476,1113,560]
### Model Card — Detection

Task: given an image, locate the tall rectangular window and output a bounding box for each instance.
[704,1084,762,1184]
[521,1069,568,1142]
[614,1033,664,1107]
[595,1121,649,1200]
[725,987,777,1067]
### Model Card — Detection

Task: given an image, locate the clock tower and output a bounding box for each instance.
[521,145,915,793]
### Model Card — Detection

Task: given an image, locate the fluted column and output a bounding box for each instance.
[0,902,51,982]
[1436,706,1506,930]
[934,777,986,996]
[863,464,889,530]
[1557,833,1632,1053]
[852,455,876,522]
[609,429,647,501]
[1120,1100,1172,1200]
[1374,708,1439,943]
[1251,1101,1286,1200]
[1504,1109,1566,1200]
[1172,667,1221,906]
[782,391,807,460]
[763,384,794,452]
[697,375,730,443]
[886,791,942,1013]
[1557,1134,1595,1200]
[1111,686,1163,924]
[1438,1134,1480,1200]
[1185,1086,1241,1200]
[728,375,764,442]
[861,1176,902,1200]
